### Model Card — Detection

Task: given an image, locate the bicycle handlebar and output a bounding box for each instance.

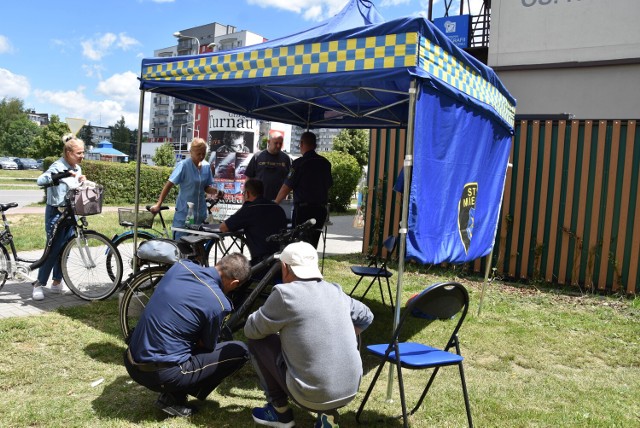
[266,218,317,243]
[206,190,225,212]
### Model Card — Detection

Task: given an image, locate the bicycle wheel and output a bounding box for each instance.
[119,266,167,342]
[204,233,248,267]
[61,230,123,301]
[204,239,216,267]
[108,231,155,282]
[0,243,10,289]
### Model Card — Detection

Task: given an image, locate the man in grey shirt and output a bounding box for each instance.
[244,242,374,428]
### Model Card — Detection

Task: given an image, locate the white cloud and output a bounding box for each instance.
[0,35,14,54]
[247,0,348,21]
[417,0,485,16]
[82,64,106,80]
[0,68,30,99]
[380,0,411,6]
[33,71,145,130]
[81,32,141,61]
[96,71,140,111]
[116,33,140,50]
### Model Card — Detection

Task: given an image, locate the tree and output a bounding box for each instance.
[0,117,40,157]
[128,128,139,160]
[0,97,27,155]
[153,143,176,167]
[31,115,71,159]
[321,151,361,212]
[110,116,132,154]
[332,129,369,169]
[77,124,94,147]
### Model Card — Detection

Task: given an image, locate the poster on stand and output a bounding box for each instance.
[208,111,259,221]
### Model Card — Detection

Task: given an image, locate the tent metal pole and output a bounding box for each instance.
[132,90,146,273]
[477,248,494,317]
[385,79,418,401]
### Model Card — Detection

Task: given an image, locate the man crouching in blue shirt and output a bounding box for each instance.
[124,253,251,417]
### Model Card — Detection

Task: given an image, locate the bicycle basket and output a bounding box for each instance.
[69,184,104,216]
[118,208,155,228]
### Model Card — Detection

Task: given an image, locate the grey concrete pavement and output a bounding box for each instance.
[0,213,365,319]
[0,189,44,209]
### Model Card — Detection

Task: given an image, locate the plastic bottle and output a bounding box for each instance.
[185,202,195,227]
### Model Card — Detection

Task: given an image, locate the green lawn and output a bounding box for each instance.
[0,169,40,190]
[0,252,638,427]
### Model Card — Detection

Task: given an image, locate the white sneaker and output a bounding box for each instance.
[50,282,65,294]
[32,285,45,301]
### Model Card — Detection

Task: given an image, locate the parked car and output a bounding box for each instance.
[36,159,44,170]
[0,157,18,170]
[13,158,40,170]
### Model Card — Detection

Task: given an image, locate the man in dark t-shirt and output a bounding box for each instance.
[245,133,291,201]
[220,178,288,265]
[274,131,333,248]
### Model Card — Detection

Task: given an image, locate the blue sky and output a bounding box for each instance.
[0,0,480,131]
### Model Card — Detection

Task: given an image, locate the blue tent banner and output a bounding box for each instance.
[407,86,512,264]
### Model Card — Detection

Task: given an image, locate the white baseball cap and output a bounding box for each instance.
[277,241,323,280]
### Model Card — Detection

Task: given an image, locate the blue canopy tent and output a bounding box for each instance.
[133,0,515,323]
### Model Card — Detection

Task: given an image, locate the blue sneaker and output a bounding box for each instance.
[251,403,295,428]
[314,413,339,428]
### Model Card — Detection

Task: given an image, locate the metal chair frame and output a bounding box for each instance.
[356,281,473,427]
[349,235,396,310]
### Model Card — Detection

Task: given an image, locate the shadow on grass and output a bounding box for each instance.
[92,369,262,426]
[84,341,126,365]
[58,296,122,338]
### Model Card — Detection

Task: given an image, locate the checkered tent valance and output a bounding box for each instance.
[142,33,420,82]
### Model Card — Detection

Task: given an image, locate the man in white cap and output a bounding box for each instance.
[244,242,374,428]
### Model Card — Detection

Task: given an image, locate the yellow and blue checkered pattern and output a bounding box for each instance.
[142,30,515,126]
[142,33,419,82]
[418,36,516,125]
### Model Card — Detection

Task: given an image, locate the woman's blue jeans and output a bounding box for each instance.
[37,205,74,285]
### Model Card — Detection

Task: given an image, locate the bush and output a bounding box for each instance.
[321,151,361,212]
[77,160,178,205]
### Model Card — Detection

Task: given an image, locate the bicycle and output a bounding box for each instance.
[107,205,171,281]
[0,182,123,301]
[173,193,247,268]
[109,194,229,283]
[118,219,316,342]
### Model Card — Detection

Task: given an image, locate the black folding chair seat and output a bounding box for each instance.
[349,235,396,310]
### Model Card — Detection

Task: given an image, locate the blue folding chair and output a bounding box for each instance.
[349,235,396,310]
[356,281,473,427]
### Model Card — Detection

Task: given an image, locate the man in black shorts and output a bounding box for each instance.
[245,132,291,201]
[220,178,288,265]
[274,131,333,248]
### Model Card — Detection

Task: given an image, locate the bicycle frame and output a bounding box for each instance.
[0,202,81,283]
[220,254,281,340]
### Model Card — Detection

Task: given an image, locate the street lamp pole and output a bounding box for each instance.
[173,31,200,54]
[179,123,184,160]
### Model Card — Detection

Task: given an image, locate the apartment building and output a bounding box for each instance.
[148,23,267,159]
